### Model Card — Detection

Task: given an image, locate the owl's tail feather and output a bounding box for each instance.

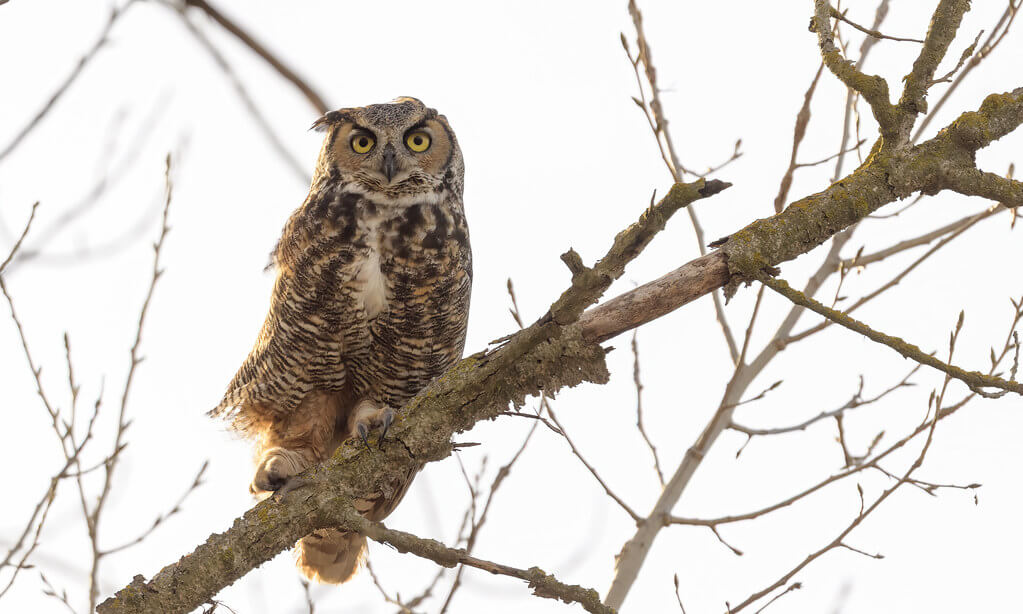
[295,528,367,584]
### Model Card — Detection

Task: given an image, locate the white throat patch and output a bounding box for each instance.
[354,216,388,320]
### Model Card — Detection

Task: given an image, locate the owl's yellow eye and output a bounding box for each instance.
[405,131,431,153]
[351,134,375,154]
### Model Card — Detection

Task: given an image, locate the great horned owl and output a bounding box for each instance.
[211,97,471,584]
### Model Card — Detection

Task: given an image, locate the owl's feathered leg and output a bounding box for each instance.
[251,392,338,496]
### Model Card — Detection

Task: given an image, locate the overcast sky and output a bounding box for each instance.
[1,2,1021,613]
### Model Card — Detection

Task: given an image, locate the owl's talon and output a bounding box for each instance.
[351,400,397,452]
[378,409,394,449]
[251,448,305,496]
[357,423,372,452]
[273,475,308,500]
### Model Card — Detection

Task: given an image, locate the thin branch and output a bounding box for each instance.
[0,202,39,275]
[759,275,1022,397]
[86,154,174,610]
[173,6,309,184]
[181,0,329,114]
[100,460,208,556]
[349,512,613,614]
[930,30,983,85]
[632,330,665,485]
[728,367,946,612]
[774,63,825,214]
[914,0,1021,142]
[785,204,1001,346]
[625,0,741,364]
[848,203,1005,269]
[440,401,543,613]
[547,403,642,522]
[0,1,138,163]
[812,0,900,138]
[730,365,918,437]
[829,6,923,42]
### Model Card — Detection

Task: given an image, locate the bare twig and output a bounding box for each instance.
[625,0,741,364]
[0,1,138,163]
[774,63,825,214]
[180,0,329,114]
[547,402,641,522]
[100,460,208,556]
[349,512,614,614]
[173,7,309,183]
[829,5,923,42]
[730,365,918,437]
[760,275,1022,397]
[914,0,1021,141]
[85,154,175,610]
[632,330,665,485]
[0,202,38,275]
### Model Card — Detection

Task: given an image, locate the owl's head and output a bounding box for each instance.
[312,97,463,200]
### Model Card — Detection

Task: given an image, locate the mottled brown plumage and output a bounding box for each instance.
[211,97,470,583]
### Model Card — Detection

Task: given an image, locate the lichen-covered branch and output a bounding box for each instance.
[758,274,1022,397]
[898,0,971,122]
[947,167,1023,207]
[717,86,1023,295]
[944,87,1023,152]
[97,178,727,614]
[341,508,613,614]
[812,1,899,137]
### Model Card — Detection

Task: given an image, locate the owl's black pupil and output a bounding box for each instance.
[358,138,367,147]
[414,137,422,145]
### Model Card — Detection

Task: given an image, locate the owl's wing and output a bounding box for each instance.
[210,190,362,433]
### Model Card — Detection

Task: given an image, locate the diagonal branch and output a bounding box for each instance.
[758,274,1022,397]
[181,0,329,114]
[346,510,613,614]
[0,1,138,163]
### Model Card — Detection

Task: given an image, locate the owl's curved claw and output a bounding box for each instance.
[272,475,309,501]
[378,409,394,450]
[357,422,372,452]
[251,448,305,495]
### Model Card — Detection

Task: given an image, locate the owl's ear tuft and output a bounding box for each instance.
[311,111,350,132]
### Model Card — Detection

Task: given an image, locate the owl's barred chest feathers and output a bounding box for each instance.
[292,182,470,320]
[259,180,472,412]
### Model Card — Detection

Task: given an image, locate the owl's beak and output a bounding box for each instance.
[381,145,397,183]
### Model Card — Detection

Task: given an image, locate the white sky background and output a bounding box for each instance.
[1,1,1021,613]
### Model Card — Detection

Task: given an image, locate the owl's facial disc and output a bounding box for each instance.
[324,106,458,196]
